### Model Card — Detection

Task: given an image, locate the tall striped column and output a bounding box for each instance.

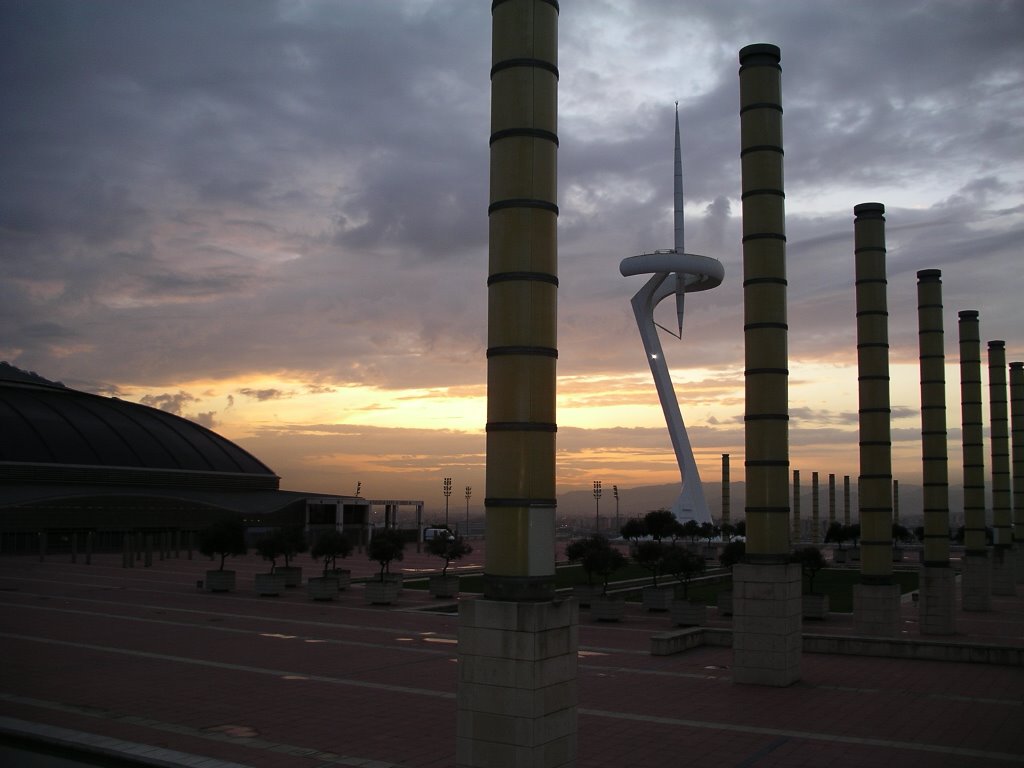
[734,43,801,687]
[853,202,899,636]
[917,270,951,566]
[988,340,1016,595]
[458,4,577,766]
[792,469,801,541]
[959,310,991,610]
[844,475,851,526]
[722,454,731,530]
[828,474,836,529]
[1010,361,1024,584]
[917,269,954,633]
[483,0,559,601]
[811,471,820,544]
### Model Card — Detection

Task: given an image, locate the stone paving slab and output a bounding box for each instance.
[0,550,1022,767]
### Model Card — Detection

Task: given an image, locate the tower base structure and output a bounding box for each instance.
[853,582,901,637]
[961,552,992,611]
[732,562,801,687]
[991,546,1017,596]
[457,599,578,768]
[918,565,956,636]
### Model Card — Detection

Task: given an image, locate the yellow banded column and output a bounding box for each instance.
[458,4,577,766]
[733,43,801,687]
[811,471,820,544]
[828,474,836,529]
[484,0,559,601]
[792,469,801,542]
[988,340,1016,595]
[1010,361,1024,584]
[916,269,955,634]
[852,202,900,636]
[722,454,731,529]
[959,310,991,611]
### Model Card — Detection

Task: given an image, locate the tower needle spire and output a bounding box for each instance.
[674,103,685,336]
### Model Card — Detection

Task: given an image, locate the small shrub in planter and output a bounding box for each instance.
[634,540,672,610]
[715,540,745,616]
[664,544,707,626]
[198,517,246,592]
[311,529,354,592]
[566,535,617,606]
[255,530,288,596]
[365,528,406,604]
[275,526,308,587]
[426,533,472,597]
[794,545,829,619]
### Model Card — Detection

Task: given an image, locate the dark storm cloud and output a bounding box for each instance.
[2,0,1021,396]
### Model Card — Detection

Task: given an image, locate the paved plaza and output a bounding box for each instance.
[0,543,1022,767]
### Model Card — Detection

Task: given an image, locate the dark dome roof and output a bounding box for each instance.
[0,368,277,486]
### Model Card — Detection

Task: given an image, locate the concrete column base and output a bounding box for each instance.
[962,552,992,611]
[731,562,802,687]
[853,582,901,636]
[457,598,578,768]
[991,547,1017,596]
[918,566,956,636]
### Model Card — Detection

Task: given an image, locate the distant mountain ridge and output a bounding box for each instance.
[0,361,65,388]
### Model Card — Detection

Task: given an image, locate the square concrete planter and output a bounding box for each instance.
[429,574,459,598]
[255,572,286,596]
[277,566,302,587]
[381,573,403,594]
[329,568,352,591]
[307,576,340,601]
[833,549,848,564]
[204,569,236,593]
[642,586,674,612]
[591,596,625,622]
[670,600,706,627]
[572,584,602,607]
[802,593,829,619]
[365,579,401,605]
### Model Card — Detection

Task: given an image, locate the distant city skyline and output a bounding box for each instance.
[3,1,1022,505]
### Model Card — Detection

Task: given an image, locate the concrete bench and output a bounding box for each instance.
[650,627,705,656]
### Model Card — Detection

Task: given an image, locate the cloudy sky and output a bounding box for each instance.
[3,0,1023,514]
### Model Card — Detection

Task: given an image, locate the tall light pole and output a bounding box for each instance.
[443,477,452,528]
[593,480,602,533]
[465,485,472,537]
[613,484,619,536]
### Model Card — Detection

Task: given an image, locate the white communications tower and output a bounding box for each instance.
[619,105,724,524]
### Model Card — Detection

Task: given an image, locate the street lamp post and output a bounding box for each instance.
[593,480,602,533]
[613,484,619,536]
[443,477,452,528]
[465,486,472,537]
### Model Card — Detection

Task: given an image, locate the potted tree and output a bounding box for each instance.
[586,537,628,621]
[198,517,246,592]
[892,522,913,562]
[566,535,604,606]
[665,544,707,626]
[848,523,862,562]
[825,522,850,563]
[308,529,354,600]
[794,546,829,619]
[254,529,287,596]
[365,528,406,604]
[716,539,746,616]
[699,521,719,560]
[634,540,672,611]
[426,533,472,598]
[275,526,308,587]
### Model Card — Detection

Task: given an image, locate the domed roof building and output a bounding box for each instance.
[0,363,375,553]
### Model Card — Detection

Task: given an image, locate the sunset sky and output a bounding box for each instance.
[3,1,1023,516]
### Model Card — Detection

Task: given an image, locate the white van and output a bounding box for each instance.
[423,527,454,542]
